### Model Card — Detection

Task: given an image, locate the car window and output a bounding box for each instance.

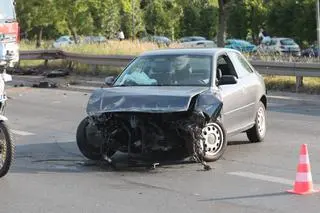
[114,55,212,87]
[270,39,277,45]
[216,54,238,79]
[280,39,295,45]
[228,52,254,78]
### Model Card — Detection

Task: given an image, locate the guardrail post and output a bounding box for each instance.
[91,64,98,75]
[44,59,48,68]
[296,76,303,92]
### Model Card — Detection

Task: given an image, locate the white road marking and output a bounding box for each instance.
[228,171,320,188]
[11,129,35,136]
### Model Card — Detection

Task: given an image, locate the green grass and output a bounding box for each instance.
[264,76,320,94]
[20,40,55,50]
[17,39,320,94]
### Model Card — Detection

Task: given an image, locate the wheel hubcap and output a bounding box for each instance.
[257,106,266,136]
[202,123,224,156]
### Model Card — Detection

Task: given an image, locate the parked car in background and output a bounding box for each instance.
[259,37,301,56]
[83,36,107,44]
[179,36,217,48]
[301,44,319,57]
[179,36,207,43]
[52,36,76,48]
[225,39,257,53]
[140,35,171,47]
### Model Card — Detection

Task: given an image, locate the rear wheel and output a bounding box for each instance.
[246,101,266,143]
[202,121,227,162]
[0,121,14,178]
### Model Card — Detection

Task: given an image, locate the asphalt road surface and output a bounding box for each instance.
[1,86,320,213]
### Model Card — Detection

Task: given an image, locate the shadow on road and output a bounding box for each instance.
[10,141,199,175]
[228,141,252,146]
[198,192,290,202]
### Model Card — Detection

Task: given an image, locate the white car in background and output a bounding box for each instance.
[179,36,217,48]
[259,37,301,56]
[52,36,76,48]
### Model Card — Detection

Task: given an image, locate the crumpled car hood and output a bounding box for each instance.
[86,86,210,115]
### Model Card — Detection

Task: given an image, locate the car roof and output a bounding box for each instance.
[227,39,252,43]
[139,48,238,56]
[272,37,293,40]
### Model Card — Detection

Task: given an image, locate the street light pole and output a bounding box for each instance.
[317,0,320,58]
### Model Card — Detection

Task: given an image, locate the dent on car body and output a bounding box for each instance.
[85,86,224,169]
[86,87,212,115]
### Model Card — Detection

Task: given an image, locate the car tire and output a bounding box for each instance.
[0,121,14,178]
[76,117,104,160]
[246,101,266,143]
[202,121,227,162]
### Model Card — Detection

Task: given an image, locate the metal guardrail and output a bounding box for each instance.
[20,50,320,77]
[19,50,320,91]
[250,61,320,77]
[20,50,135,67]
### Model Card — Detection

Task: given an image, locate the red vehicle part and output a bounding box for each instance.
[0,22,19,43]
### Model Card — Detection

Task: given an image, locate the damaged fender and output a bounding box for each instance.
[194,89,223,122]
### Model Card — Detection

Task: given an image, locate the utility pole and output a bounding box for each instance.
[317,0,320,58]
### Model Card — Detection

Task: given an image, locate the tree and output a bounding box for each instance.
[227,0,267,43]
[55,0,94,43]
[267,0,317,45]
[177,0,218,39]
[217,0,231,47]
[16,0,58,47]
[227,1,248,40]
[119,0,145,39]
[87,0,121,39]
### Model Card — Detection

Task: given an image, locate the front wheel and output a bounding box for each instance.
[76,117,104,160]
[0,121,14,178]
[201,121,227,162]
[246,101,266,143]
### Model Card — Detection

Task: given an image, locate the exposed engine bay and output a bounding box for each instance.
[77,86,226,171]
[86,110,212,169]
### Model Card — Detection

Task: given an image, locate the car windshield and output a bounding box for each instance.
[0,0,15,21]
[113,54,212,87]
[280,39,296,45]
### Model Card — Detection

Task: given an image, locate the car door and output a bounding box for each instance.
[227,51,257,127]
[215,53,249,135]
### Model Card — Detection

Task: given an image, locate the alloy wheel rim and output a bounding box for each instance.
[257,106,266,136]
[202,123,224,156]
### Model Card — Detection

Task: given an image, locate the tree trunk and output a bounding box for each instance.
[68,22,78,44]
[36,27,43,48]
[217,0,227,47]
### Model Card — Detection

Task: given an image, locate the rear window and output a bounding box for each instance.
[0,0,15,21]
[280,39,296,45]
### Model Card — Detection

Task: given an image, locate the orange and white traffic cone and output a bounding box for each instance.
[287,144,320,195]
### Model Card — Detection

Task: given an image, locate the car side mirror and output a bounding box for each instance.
[218,75,237,86]
[104,76,115,86]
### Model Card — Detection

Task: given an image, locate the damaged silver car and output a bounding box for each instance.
[76,48,267,169]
